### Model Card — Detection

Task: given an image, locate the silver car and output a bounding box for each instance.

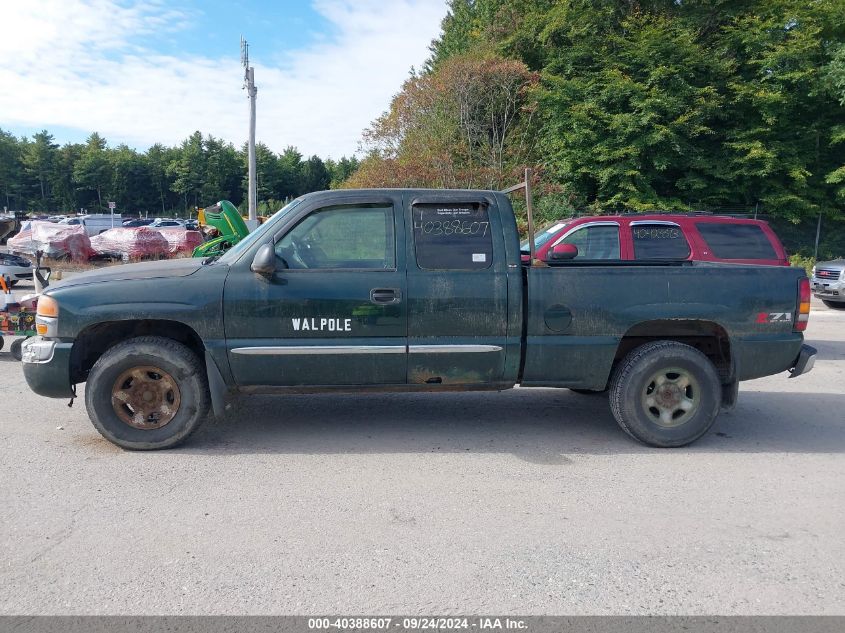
[812,259,845,309]
[0,252,33,287]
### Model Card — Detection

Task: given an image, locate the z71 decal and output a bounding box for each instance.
[756,312,793,324]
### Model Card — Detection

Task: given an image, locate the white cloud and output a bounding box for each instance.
[0,0,446,158]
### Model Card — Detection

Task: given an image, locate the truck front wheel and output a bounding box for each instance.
[85,336,210,450]
[609,341,721,447]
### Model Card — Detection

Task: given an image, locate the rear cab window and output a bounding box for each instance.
[695,222,778,261]
[412,202,493,270]
[631,222,691,260]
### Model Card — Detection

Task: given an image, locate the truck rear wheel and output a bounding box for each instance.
[609,341,721,447]
[85,336,209,450]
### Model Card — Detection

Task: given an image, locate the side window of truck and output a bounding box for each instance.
[275,204,395,270]
[558,224,620,259]
[695,223,778,260]
[412,202,493,270]
[631,223,691,260]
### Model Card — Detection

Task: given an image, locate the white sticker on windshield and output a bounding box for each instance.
[472,253,487,263]
[546,223,567,233]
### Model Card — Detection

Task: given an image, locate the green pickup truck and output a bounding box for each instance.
[21,188,816,450]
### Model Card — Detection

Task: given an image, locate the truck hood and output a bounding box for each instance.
[47,258,204,290]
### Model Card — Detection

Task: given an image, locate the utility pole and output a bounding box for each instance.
[241,36,257,223]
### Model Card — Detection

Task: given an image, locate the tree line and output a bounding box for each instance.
[348,0,845,233]
[0,128,359,216]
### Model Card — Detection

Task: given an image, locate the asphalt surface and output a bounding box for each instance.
[1,279,843,615]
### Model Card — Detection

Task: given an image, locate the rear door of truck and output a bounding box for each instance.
[404,193,512,386]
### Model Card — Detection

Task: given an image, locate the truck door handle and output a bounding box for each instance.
[370,288,401,304]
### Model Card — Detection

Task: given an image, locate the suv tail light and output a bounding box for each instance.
[795,278,810,332]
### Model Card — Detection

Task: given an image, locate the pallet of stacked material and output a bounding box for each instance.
[8,221,93,261]
[90,227,170,259]
[156,228,204,255]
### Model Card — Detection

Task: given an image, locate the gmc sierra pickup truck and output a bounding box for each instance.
[21,188,816,450]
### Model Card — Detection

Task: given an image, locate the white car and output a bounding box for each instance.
[0,252,33,286]
[811,259,845,309]
[59,214,123,236]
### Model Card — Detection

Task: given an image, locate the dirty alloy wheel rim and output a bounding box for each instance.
[111,365,182,430]
[641,366,700,428]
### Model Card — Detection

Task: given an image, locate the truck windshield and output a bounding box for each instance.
[520,220,572,251]
[217,199,303,264]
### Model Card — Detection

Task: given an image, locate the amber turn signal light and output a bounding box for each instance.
[36,295,59,318]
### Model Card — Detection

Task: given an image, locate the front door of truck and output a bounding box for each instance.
[404,196,510,386]
[223,196,407,387]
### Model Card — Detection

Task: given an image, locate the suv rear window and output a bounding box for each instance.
[696,223,777,260]
[632,223,691,260]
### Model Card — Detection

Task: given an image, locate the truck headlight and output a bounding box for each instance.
[35,295,59,337]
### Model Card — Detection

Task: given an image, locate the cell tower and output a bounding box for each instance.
[241,36,257,222]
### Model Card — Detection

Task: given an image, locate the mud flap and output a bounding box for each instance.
[721,380,739,411]
[205,351,231,418]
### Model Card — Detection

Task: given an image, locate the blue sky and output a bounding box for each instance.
[0,0,447,158]
[154,2,329,60]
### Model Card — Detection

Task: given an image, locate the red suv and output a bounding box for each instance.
[523,214,788,265]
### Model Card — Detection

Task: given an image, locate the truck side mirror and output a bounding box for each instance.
[549,243,578,261]
[250,243,276,277]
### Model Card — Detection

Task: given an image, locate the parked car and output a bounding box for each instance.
[148,218,185,229]
[0,252,33,286]
[122,218,154,227]
[60,214,123,236]
[523,214,789,266]
[811,259,845,308]
[23,189,813,451]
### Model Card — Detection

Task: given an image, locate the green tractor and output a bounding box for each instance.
[192,200,251,258]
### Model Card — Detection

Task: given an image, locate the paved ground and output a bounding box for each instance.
[1,280,843,615]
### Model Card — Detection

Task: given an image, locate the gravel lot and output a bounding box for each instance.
[1,278,843,615]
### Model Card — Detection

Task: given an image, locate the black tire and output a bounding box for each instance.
[0,337,4,352]
[821,299,845,309]
[569,388,607,395]
[609,341,721,448]
[10,338,23,361]
[85,336,209,450]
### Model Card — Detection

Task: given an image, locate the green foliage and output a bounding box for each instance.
[788,253,816,276]
[415,0,845,225]
[23,131,58,206]
[72,133,111,211]
[0,128,359,215]
[350,53,540,190]
[767,213,845,260]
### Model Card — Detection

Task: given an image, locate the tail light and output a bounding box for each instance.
[795,277,810,332]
